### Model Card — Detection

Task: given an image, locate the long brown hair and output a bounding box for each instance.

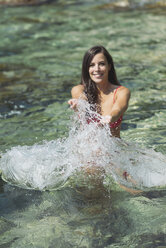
[81,46,119,105]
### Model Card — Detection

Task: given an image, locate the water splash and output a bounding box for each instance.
[0,100,166,191]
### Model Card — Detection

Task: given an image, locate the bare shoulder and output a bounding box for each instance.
[118,86,131,99]
[71,84,85,99]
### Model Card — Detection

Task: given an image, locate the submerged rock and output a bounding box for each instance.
[0,0,53,6]
[0,217,16,235]
[96,0,166,10]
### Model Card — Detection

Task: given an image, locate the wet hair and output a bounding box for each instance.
[81,45,119,106]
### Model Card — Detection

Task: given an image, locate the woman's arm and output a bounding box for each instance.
[68,84,86,110]
[101,87,130,124]
[108,87,130,123]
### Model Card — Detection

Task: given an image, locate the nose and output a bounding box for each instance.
[94,64,100,71]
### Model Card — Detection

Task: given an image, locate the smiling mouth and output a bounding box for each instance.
[93,74,103,77]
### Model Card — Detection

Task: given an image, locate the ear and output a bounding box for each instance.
[108,64,111,71]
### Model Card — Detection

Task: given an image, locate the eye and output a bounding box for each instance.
[89,63,94,67]
[99,62,105,66]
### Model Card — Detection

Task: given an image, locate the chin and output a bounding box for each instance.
[92,78,103,83]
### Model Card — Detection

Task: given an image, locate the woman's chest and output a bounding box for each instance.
[100,95,114,115]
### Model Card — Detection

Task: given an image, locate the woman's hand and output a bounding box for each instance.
[68,99,78,111]
[100,115,112,124]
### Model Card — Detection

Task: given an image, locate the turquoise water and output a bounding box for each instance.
[0,1,166,247]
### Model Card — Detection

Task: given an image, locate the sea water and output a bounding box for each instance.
[0,1,166,247]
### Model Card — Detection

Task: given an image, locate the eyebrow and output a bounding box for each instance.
[90,60,105,64]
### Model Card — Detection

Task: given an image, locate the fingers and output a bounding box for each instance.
[68,99,72,105]
[68,99,78,110]
[101,115,112,124]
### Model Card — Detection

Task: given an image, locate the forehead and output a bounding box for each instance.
[91,53,107,62]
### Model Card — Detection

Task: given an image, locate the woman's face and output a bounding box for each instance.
[88,53,110,84]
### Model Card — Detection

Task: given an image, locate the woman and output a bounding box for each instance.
[68,46,142,195]
[68,45,130,138]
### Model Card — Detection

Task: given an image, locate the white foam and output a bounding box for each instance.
[0,99,166,190]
